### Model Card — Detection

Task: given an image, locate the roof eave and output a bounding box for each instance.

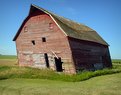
[67,36,109,46]
[13,4,68,41]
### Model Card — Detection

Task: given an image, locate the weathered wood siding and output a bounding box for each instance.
[16,9,76,74]
[68,37,112,72]
[15,8,112,74]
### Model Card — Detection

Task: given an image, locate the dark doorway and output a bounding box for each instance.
[44,53,49,68]
[54,57,63,72]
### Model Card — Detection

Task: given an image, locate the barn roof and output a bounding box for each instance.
[13,4,108,46]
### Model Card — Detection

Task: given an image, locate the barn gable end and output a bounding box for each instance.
[13,4,108,46]
[14,5,76,73]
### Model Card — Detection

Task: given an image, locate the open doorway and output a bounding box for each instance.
[54,57,63,72]
[44,53,49,68]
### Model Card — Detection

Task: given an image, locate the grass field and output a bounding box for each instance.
[0,55,17,66]
[0,73,121,95]
[0,55,17,59]
[0,55,121,95]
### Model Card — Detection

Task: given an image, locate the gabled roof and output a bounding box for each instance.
[13,4,108,46]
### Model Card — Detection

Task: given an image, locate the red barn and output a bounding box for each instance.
[13,4,112,74]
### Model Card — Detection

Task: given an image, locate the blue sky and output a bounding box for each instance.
[0,0,121,59]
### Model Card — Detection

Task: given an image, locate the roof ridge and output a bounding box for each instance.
[30,4,108,45]
[54,14,87,28]
[53,14,94,31]
[31,4,94,31]
[13,4,108,46]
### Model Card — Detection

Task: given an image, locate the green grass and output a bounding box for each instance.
[0,62,121,82]
[112,59,121,64]
[0,56,121,94]
[0,73,121,95]
[0,57,121,82]
[0,55,17,59]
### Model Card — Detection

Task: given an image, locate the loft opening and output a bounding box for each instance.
[24,26,28,32]
[42,37,46,42]
[49,23,53,29]
[31,40,35,45]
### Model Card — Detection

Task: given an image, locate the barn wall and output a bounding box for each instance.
[16,9,76,74]
[68,37,112,72]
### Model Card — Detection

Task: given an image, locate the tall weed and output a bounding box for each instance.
[0,65,121,82]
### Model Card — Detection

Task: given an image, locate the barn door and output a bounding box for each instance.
[54,57,63,72]
[44,53,50,68]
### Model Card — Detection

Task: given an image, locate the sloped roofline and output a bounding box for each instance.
[13,4,109,46]
[13,4,67,41]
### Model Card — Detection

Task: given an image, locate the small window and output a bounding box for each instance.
[42,37,46,42]
[31,40,35,45]
[49,23,53,29]
[24,26,28,32]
